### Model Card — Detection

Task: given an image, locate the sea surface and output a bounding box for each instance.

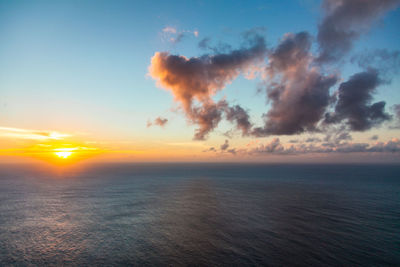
[0,163,399,266]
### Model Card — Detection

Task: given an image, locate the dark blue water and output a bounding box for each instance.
[0,163,399,266]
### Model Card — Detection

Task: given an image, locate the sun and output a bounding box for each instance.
[54,147,76,159]
[55,151,73,158]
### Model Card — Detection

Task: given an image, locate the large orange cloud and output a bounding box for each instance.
[149,35,266,139]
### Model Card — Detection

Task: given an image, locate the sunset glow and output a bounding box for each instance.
[55,151,73,159]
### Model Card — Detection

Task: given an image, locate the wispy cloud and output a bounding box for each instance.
[0,127,71,140]
[161,26,199,44]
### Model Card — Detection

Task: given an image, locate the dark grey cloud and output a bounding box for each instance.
[252,32,338,136]
[317,0,400,63]
[325,69,391,131]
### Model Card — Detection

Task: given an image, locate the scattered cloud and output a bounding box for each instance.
[161,26,199,44]
[249,137,400,155]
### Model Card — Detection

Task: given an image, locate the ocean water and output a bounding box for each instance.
[0,163,399,266]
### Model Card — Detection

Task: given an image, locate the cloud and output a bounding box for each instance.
[172,33,185,44]
[163,26,177,34]
[317,0,400,63]
[227,148,237,154]
[0,127,71,140]
[191,101,226,140]
[370,135,379,140]
[305,137,322,143]
[351,49,400,78]
[252,32,338,136]
[324,69,391,131]
[150,3,397,141]
[224,104,253,136]
[162,26,199,44]
[147,117,168,128]
[250,138,285,153]
[149,34,267,139]
[198,37,211,50]
[391,104,400,128]
[220,139,229,151]
[249,137,400,155]
[203,147,216,152]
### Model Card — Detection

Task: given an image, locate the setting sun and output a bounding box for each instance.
[55,151,73,158]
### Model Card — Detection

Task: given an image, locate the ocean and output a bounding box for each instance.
[0,163,399,266]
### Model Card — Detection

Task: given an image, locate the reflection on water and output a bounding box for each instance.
[0,163,399,266]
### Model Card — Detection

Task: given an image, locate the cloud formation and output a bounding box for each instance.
[325,69,391,131]
[253,32,338,136]
[149,0,399,141]
[317,0,400,62]
[149,34,266,139]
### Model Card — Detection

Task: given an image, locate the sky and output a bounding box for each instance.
[0,0,400,164]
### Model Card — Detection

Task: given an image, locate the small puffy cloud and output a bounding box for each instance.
[220,139,229,151]
[162,26,199,44]
[147,117,168,128]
